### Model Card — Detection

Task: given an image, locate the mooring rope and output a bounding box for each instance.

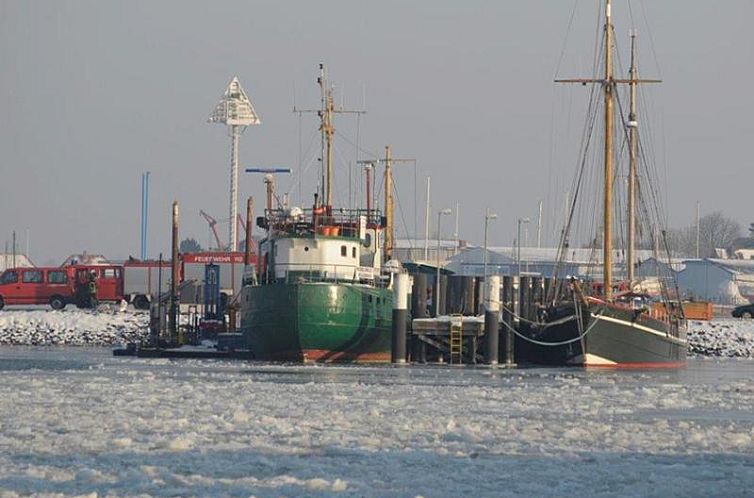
[501,307,607,347]
[500,304,542,326]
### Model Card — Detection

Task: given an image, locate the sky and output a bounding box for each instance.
[1,1,752,265]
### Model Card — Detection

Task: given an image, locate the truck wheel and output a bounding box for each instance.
[50,296,66,311]
[133,295,150,310]
[0,296,4,311]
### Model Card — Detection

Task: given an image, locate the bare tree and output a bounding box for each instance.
[667,212,741,258]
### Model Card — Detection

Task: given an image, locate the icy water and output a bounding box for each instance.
[0,348,753,497]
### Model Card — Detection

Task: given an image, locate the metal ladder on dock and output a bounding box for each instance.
[449,314,463,364]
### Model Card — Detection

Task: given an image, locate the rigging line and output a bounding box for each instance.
[285,155,320,200]
[414,160,418,240]
[638,0,663,79]
[392,180,414,251]
[590,0,604,79]
[296,86,303,203]
[627,0,636,31]
[334,130,380,161]
[554,0,581,78]
[354,112,362,211]
[284,127,320,196]
[332,141,357,208]
[553,82,600,280]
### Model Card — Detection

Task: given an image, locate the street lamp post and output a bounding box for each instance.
[481,208,498,308]
[436,208,452,316]
[517,217,530,276]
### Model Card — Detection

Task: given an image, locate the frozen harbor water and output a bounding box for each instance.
[0,348,753,497]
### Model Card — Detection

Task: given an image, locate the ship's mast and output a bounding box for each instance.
[384,145,394,259]
[603,0,615,300]
[317,64,335,207]
[627,31,639,283]
[555,0,661,300]
[358,148,414,261]
[290,64,367,208]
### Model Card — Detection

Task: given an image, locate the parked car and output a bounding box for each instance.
[731,303,754,318]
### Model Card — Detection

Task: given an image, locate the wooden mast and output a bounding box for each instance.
[627,31,638,283]
[384,145,394,260]
[555,1,661,300]
[603,0,615,300]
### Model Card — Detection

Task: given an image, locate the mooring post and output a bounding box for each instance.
[433,274,448,317]
[531,276,543,321]
[411,272,428,319]
[410,272,428,362]
[169,201,180,345]
[504,276,516,366]
[391,272,409,364]
[484,275,501,365]
[519,276,531,325]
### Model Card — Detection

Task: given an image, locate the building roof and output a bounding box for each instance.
[453,246,658,265]
[0,254,35,272]
[61,254,111,266]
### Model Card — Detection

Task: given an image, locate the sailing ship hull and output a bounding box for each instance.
[517,304,687,367]
[241,281,393,362]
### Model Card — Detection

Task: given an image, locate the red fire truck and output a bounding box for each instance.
[0,253,251,311]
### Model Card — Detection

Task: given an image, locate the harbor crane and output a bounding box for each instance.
[199,210,224,251]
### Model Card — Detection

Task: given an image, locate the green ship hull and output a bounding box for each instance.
[241,282,393,362]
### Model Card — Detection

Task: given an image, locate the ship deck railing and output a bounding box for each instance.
[265,207,383,228]
[264,263,390,288]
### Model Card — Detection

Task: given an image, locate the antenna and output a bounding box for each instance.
[208,76,261,252]
[293,64,365,207]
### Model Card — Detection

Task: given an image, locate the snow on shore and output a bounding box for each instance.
[688,319,754,358]
[0,310,753,358]
[0,309,148,346]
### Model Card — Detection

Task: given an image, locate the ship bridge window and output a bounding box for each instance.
[341,245,347,257]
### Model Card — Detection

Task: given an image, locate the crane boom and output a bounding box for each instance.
[199,210,225,251]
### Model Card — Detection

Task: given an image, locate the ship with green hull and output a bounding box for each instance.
[243,275,392,362]
[240,64,399,363]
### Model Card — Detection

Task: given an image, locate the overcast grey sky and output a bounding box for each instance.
[1,1,752,264]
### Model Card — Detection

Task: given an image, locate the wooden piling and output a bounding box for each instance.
[169,201,179,344]
[531,276,543,321]
[411,272,428,319]
[502,276,515,365]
